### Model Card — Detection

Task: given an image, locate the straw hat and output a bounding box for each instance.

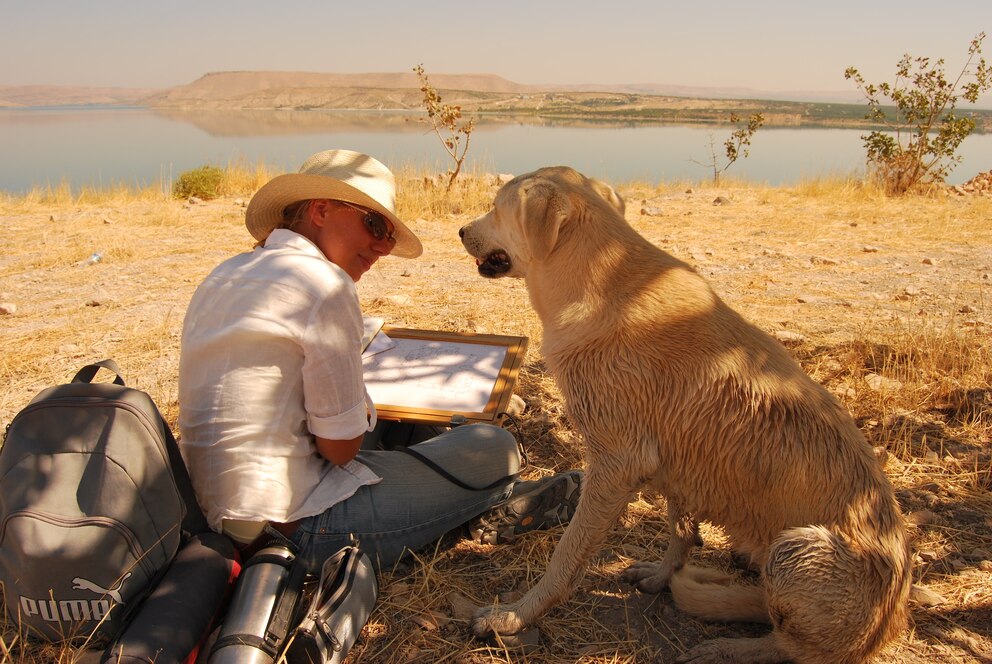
[245,149,422,258]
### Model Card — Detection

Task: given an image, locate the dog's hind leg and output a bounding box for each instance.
[759,525,910,664]
[473,459,636,637]
[621,498,700,593]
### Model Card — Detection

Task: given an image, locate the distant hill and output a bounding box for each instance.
[142,71,539,109]
[3,71,859,110]
[0,85,163,107]
[3,72,989,127]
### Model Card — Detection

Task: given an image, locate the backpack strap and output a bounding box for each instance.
[164,424,211,536]
[72,359,126,386]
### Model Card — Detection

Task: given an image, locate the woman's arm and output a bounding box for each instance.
[315,434,364,466]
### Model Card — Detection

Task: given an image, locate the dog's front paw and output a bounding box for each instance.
[472,603,527,638]
[621,560,676,593]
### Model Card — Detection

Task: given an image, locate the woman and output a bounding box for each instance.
[178,149,581,571]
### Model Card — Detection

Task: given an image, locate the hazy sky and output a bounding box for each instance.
[3,0,990,98]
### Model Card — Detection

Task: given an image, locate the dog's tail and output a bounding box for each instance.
[669,565,770,624]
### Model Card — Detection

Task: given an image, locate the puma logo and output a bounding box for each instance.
[72,573,131,605]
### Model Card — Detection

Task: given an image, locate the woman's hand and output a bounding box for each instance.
[315,434,363,466]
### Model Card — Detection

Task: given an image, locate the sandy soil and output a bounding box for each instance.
[1,181,991,663]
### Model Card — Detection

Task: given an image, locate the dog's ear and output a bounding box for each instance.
[590,178,625,216]
[518,181,571,260]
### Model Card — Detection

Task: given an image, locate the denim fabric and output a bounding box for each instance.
[289,423,519,571]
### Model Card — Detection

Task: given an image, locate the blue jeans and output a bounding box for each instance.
[281,423,520,572]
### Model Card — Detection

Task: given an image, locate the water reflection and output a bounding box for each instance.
[0,108,988,193]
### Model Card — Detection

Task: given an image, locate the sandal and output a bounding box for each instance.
[469,470,583,544]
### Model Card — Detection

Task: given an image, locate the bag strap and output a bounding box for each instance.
[72,358,126,386]
[75,359,211,535]
[164,423,211,536]
[267,551,308,650]
[396,445,512,492]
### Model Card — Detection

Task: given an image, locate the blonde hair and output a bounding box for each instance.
[281,199,316,232]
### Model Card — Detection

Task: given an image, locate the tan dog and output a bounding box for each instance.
[459,167,911,663]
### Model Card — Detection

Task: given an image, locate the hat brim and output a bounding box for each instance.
[245,173,422,258]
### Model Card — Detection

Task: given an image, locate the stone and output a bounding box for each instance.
[506,394,527,417]
[905,510,934,527]
[0,302,15,315]
[771,330,806,344]
[910,584,946,606]
[864,373,903,392]
[446,592,478,621]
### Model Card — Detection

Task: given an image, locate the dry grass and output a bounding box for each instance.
[1,167,990,663]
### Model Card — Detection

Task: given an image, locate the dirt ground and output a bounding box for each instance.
[1,179,991,663]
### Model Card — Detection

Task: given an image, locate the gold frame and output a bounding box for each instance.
[364,326,529,425]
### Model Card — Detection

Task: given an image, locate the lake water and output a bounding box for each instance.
[1,107,989,193]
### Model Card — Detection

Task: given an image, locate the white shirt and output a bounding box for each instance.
[178,229,380,532]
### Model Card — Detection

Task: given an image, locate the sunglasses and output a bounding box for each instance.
[336,200,397,245]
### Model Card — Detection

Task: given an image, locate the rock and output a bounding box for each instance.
[910,584,946,606]
[862,245,879,253]
[905,510,935,527]
[713,196,731,205]
[506,394,527,417]
[864,373,902,392]
[810,255,840,266]
[959,304,976,314]
[771,330,806,344]
[446,592,478,621]
[921,257,936,265]
[188,196,204,205]
[640,206,663,216]
[966,548,992,561]
[904,285,921,297]
[0,302,15,315]
[387,294,412,306]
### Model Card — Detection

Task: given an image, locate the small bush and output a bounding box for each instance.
[172,165,225,200]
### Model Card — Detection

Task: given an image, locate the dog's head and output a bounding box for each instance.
[459,166,624,279]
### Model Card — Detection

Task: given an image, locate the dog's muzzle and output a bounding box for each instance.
[477,250,512,277]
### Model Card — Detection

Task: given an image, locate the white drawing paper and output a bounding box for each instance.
[362,337,508,413]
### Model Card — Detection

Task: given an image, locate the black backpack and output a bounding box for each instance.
[0,359,238,661]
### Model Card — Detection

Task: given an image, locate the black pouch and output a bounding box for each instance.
[282,546,378,664]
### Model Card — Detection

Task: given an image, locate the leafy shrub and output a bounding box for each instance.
[172,165,225,200]
[845,33,991,195]
[413,64,476,192]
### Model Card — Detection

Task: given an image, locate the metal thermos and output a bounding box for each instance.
[208,543,297,664]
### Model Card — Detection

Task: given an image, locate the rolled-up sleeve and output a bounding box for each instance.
[300,276,372,441]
